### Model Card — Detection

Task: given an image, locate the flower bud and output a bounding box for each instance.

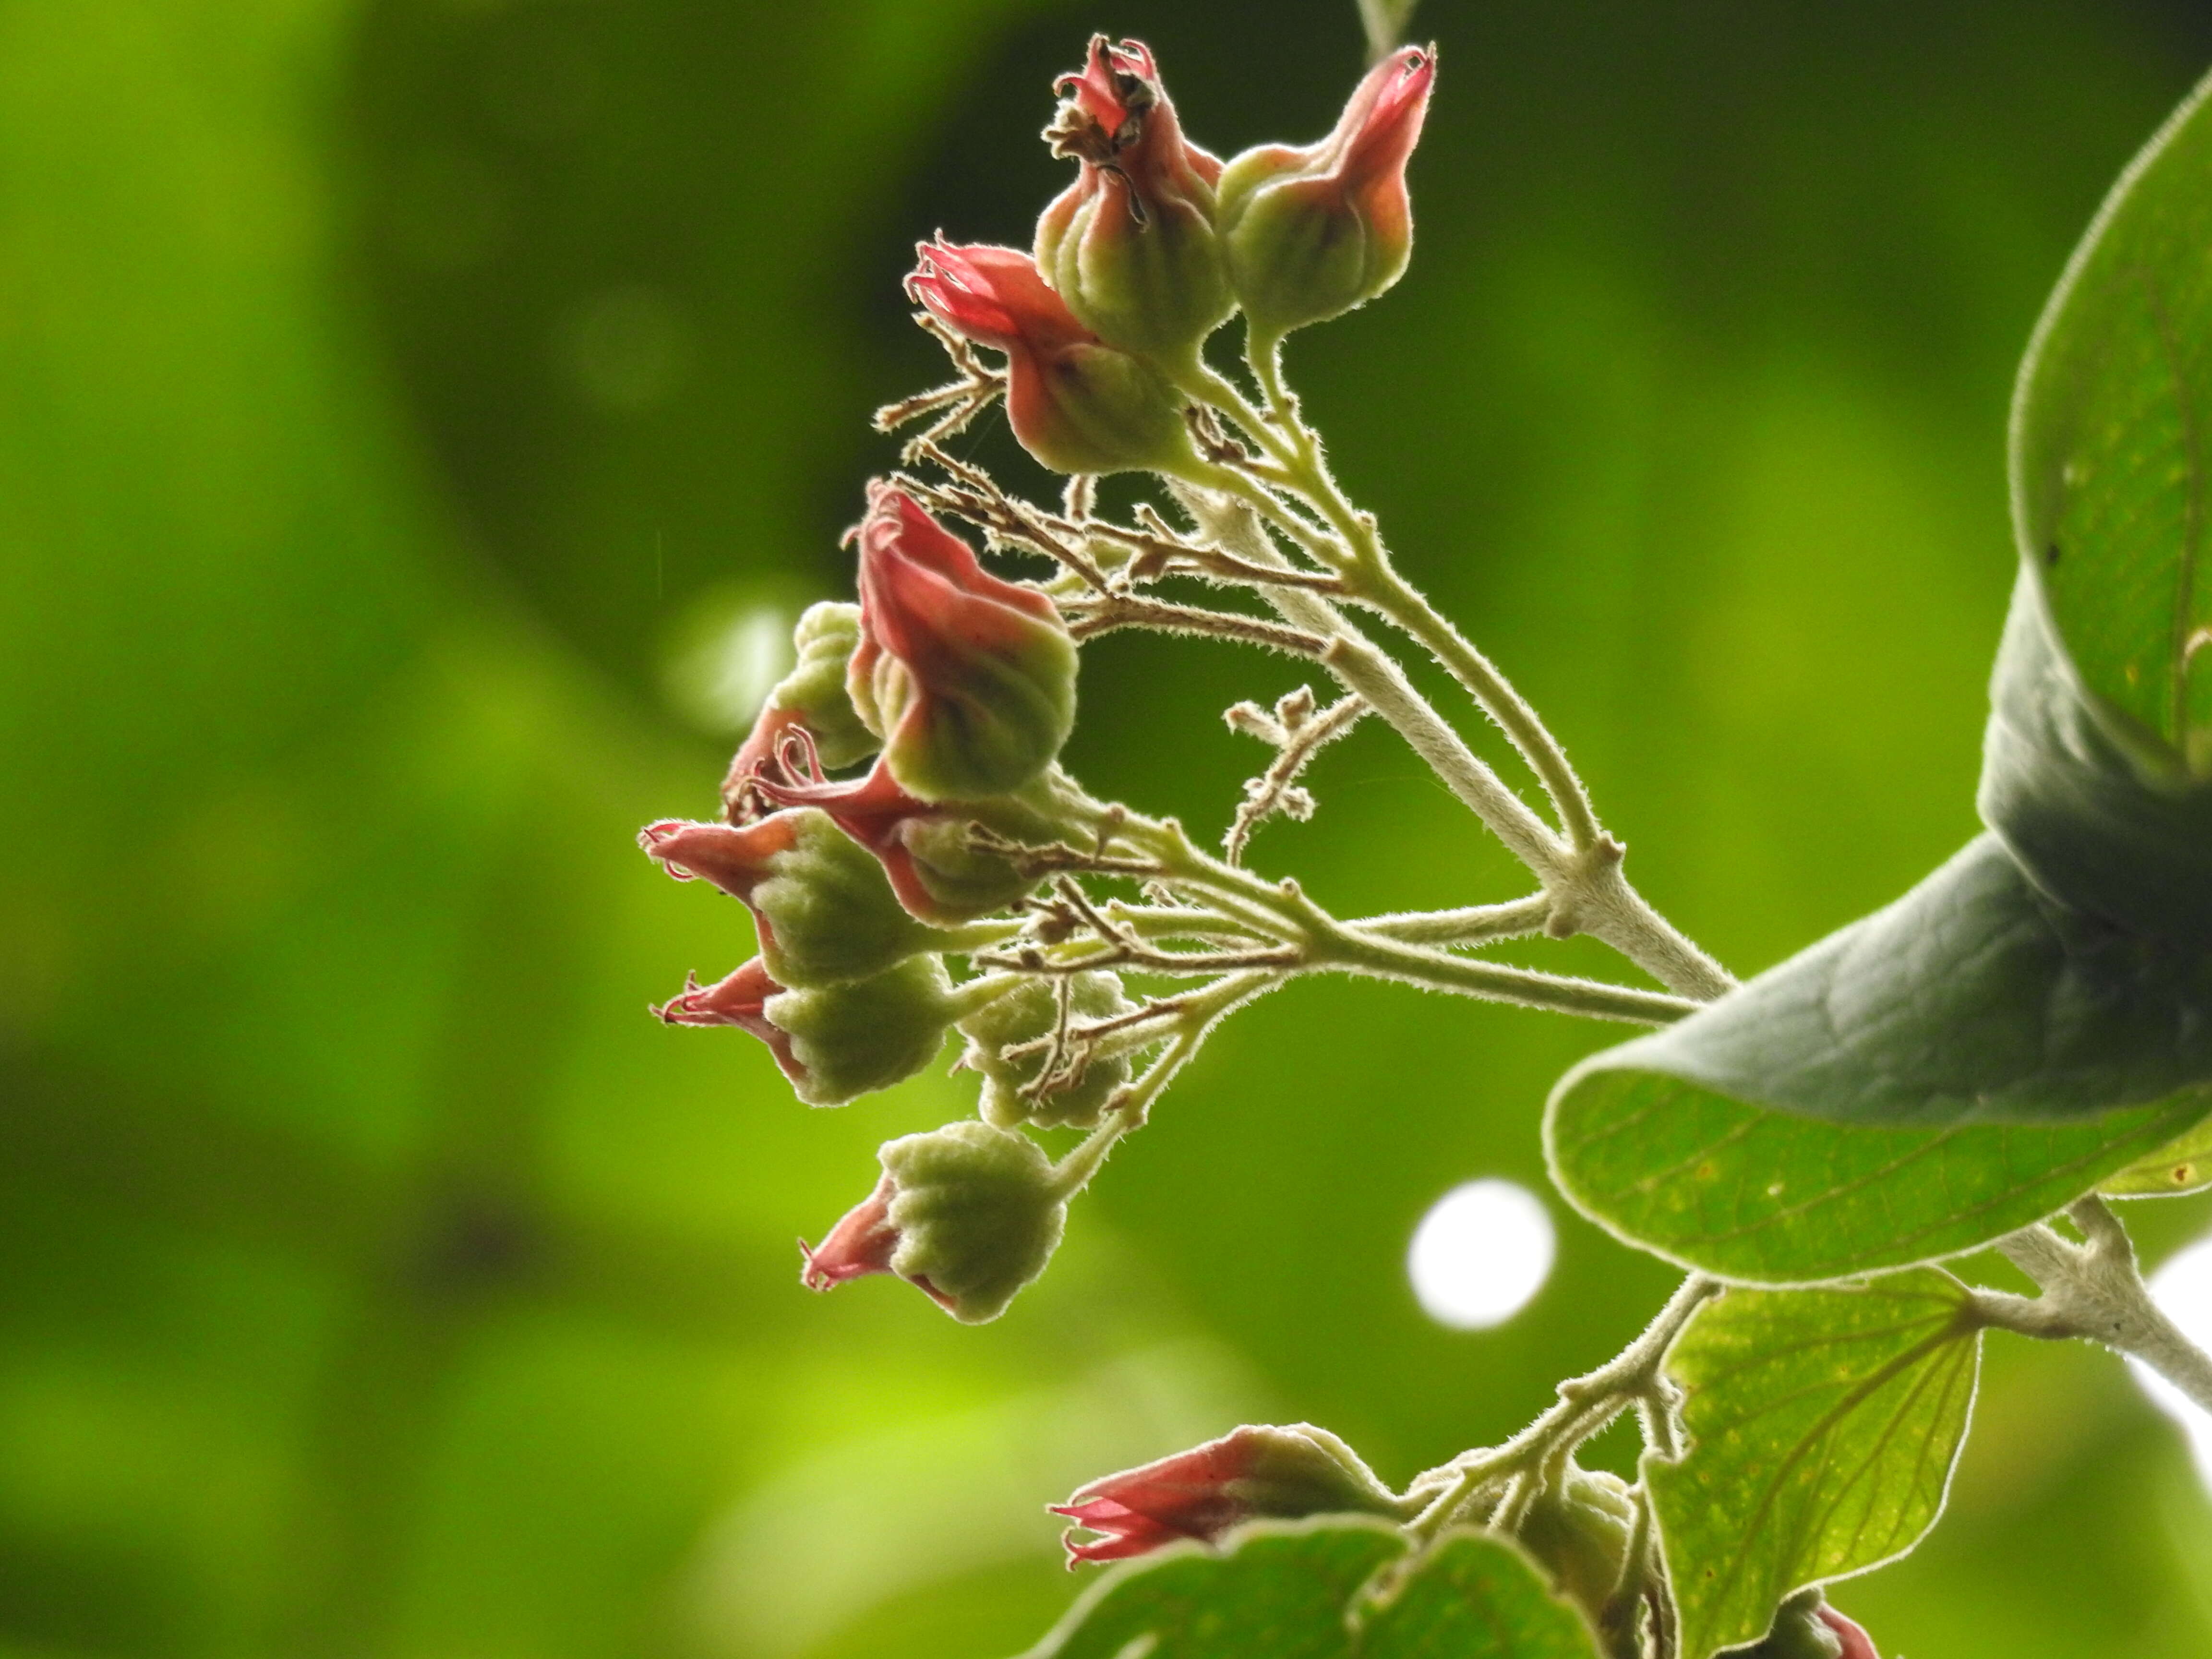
[908,240,1201,478]
[1216,46,1435,345]
[802,1120,1069,1323]
[847,482,1077,803]
[1746,1591,1881,1659]
[1514,1463,1635,1628]
[656,953,955,1107]
[1052,1424,1410,1564]
[959,970,1138,1130]
[639,808,945,988]
[721,603,879,822]
[753,752,1093,926]
[1036,36,1230,366]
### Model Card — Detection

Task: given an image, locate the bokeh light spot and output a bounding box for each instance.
[2130,1232,2212,1488]
[1407,1179,1555,1330]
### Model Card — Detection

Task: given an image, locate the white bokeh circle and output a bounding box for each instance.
[1407,1179,1556,1330]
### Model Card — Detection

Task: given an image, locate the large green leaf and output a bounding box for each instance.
[1554,831,2212,1130]
[2012,64,2212,777]
[1020,1519,1599,1659]
[1546,72,2212,1277]
[1546,1062,2202,1283]
[1649,1272,1983,1659]
[1981,564,2212,943]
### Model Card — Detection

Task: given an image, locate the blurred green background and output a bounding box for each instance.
[7,1,2212,1655]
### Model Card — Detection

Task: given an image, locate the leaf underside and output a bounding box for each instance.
[1649,1271,1983,1659]
[1548,65,2212,1276]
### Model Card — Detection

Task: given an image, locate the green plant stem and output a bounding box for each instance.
[1351,560,1605,854]
[1976,1196,2212,1414]
[1185,370,1738,1001]
[1112,813,1696,1025]
[1407,1274,1723,1546]
[1355,894,1553,947]
[1048,972,1282,1179]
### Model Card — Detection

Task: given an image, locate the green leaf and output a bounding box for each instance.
[1556,834,2212,1130]
[1980,565,2212,944]
[2101,1106,2212,1196]
[1545,68,2212,1277]
[1547,1059,2203,1283]
[1649,1271,1983,1659]
[2013,64,2212,776]
[1360,1532,1601,1659]
[1020,1518,1599,1659]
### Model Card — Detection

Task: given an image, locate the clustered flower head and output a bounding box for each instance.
[642,35,1440,1333]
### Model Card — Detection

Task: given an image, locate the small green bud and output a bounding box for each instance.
[1514,1463,1634,1627]
[1745,1591,1878,1659]
[721,603,880,819]
[749,811,948,987]
[773,602,880,766]
[882,1121,1070,1323]
[765,954,957,1106]
[959,970,1138,1129]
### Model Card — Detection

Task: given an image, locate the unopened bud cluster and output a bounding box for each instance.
[641,36,1438,1328]
[913,36,1434,476]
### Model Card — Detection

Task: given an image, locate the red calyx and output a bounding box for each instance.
[799,1173,902,1291]
[1049,1434,1254,1565]
[652,959,807,1088]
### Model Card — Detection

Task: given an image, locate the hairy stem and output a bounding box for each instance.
[1407,1274,1722,1545]
[1976,1197,2212,1414]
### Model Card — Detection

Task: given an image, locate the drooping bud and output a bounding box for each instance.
[721,603,879,822]
[796,1173,900,1288]
[639,808,945,988]
[802,1120,1070,1323]
[908,240,1200,478]
[1036,36,1230,367]
[1051,1424,1412,1565]
[750,757,1044,925]
[1216,46,1435,346]
[1513,1463,1635,1630]
[958,970,1138,1130]
[846,482,1078,803]
[1746,1591,1882,1659]
[656,954,956,1107]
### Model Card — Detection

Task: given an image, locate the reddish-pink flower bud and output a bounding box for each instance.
[640,807,944,988]
[844,482,1078,802]
[654,959,802,1079]
[1051,1424,1409,1566]
[908,240,1197,478]
[799,1173,901,1291]
[1036,36,1229,364]
[654,952,957,1107]
[639,814,797,903]
[801,1121,1069,1323]
[1216,46,1435,343]
[1815,1607,1880,1659]
[1749,1593,1883,1659]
